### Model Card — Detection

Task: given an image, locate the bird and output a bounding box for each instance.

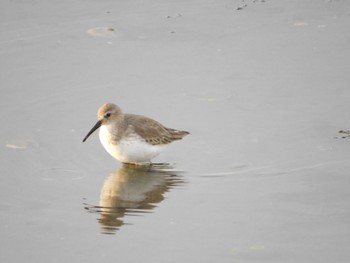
[82,103,189,165]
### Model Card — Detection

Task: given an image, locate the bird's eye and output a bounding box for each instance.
[105,113,111,118]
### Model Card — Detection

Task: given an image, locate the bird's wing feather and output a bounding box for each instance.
[125,114,188,145]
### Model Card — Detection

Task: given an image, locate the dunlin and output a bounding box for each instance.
[83,103,189,164]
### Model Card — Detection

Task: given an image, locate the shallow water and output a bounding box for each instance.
[84,164,186,235]
[1,0,350,262]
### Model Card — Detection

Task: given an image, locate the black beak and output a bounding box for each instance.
[82,120,102,142]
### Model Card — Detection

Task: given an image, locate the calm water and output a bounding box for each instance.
[1,0,350,262]
[84,164,186,235]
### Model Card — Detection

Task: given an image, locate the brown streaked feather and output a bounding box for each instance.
[124,114,189,145]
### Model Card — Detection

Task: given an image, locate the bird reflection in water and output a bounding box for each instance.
[84,163,185,234]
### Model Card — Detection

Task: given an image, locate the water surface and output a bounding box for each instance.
[1,0,350,262]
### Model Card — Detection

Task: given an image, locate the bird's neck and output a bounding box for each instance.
[107,117,127,141]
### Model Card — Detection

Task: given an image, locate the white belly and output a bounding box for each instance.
[99,125,165,164]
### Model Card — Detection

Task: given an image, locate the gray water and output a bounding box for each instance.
[1,0,350,262]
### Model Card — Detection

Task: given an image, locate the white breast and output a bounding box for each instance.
[99,125,165,164]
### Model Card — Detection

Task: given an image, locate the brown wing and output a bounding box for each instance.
[124,114,189,145]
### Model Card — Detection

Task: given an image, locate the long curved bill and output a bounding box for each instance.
[82,120,102,142]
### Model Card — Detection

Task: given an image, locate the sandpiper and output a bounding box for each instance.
[83,103,189,164]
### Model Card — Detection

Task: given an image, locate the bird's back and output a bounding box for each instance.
[124,114,189,145]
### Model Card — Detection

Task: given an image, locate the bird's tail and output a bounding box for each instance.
[167,128,190,140]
